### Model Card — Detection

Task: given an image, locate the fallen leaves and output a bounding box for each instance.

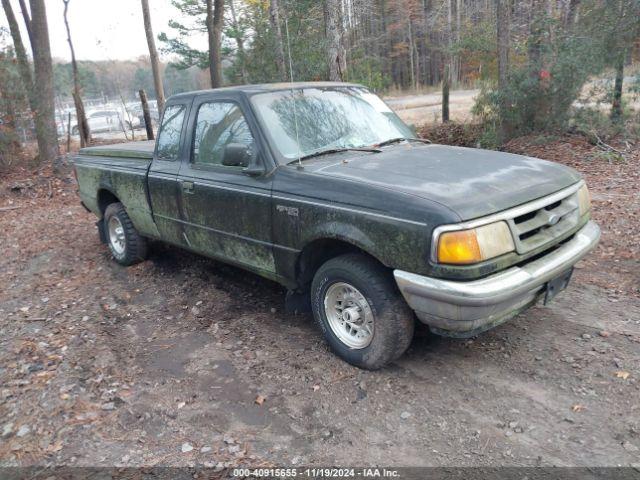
[46,441,63,453]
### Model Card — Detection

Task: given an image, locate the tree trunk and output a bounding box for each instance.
[408,20,416,90]
[496,0,510,90]
[442,63,450,123]
[63,0,90,148]
[2,0,35,112]
[139,89,155,140]
[269,0,287,81]
[29,0,59,164]
[206,0,225,88]
[611,53,624,122]
[496,0,511,142]
[72,92,88,145]
[18,0,33,45]
[228,0,248,83]
[0,51,20,152]
[528,0,544,69]
[447,0,456,85]
[141,0,166,114]
[456,0,461,84]
[563,0,580,29]
[324,0,346,81]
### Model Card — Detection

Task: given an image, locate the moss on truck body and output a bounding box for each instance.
[73,83,588,292]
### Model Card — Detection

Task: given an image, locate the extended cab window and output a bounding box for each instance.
[193,102,254,166]
[156,105,186,160]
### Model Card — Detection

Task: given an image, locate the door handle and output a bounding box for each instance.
[181,181,194,194]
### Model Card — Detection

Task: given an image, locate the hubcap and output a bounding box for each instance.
[108,216,126,255]
[324,282,374,349]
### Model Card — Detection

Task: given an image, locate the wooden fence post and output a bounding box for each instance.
[139,89,155,141]
[442,63,450,123]
[66,112,71,152]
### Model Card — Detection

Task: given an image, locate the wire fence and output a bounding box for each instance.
[10,95,160,146]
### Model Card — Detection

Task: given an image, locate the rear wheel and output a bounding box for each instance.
[311,253,415,369]
[104,202,148,266]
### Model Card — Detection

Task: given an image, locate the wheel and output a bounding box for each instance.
[311,253,415,369]
[103,202,148,266]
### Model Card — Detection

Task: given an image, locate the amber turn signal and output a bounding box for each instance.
[437,221,515,265]
[437,230,482,264]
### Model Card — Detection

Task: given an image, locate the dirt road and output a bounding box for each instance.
[385,89,479,125]
[1,135,639,470]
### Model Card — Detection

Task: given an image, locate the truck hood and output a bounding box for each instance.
[310,144,582,220]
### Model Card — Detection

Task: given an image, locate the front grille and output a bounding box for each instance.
[507,189,580,254]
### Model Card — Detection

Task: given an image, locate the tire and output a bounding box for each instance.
[103,202,148,266]
[311,253,415,369]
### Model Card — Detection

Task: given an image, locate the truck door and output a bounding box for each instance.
[177,94,275,277]
[148,101,190,246]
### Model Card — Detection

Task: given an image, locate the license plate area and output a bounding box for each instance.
[544,268,574,305]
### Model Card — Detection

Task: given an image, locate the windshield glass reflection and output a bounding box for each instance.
[251,87,412,162]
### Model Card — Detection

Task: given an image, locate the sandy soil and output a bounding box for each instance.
[0,134,639,472]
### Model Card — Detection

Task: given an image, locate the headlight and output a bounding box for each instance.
[577,184,591,216]
[437,221,515,265]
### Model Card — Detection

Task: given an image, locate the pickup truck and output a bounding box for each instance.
[73,82,600,369]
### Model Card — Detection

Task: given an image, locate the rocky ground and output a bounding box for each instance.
[0,133,639,473]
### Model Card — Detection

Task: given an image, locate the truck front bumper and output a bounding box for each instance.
[394,221,600,337]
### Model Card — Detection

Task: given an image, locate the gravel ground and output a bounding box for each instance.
[0,134,639,472]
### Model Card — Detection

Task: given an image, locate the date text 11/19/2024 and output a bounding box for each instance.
[232,467,400,477]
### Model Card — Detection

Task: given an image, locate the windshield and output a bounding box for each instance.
[250,86,413,162]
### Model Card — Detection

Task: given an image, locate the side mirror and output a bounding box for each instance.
[222,143,252,167]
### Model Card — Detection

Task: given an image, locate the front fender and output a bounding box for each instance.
[303,221,380,263]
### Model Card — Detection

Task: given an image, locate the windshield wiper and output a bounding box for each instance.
[373,137,432,148]
[289,147,382,164]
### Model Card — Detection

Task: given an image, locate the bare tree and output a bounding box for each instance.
[496,0,511,141]
[269,0,287,80]
[17,0,33,44]
[442,63,450,122]
[9,0,58,163]
[611,51,624,122]
[62,0,90,148]
[228,0,248,83]
[563,0,580,28]
[496,0,511,88]
[206,0,225,88]
[324,0,346,81]
[139,89,155,140]
[1,0,35,112]
[30,0,59,163]
[141,0,166,114]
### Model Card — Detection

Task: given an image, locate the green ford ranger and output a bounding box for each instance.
[73,82,600,369]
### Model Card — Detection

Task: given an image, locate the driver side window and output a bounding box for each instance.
[192,102,254,166]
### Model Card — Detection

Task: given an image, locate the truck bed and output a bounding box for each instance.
[79,140,155,160]
[74,140,160,239]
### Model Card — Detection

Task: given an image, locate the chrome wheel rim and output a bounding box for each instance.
[108,216,126,255]
[324,282,374,349]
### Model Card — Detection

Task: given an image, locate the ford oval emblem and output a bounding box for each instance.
[547,214,560,226]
